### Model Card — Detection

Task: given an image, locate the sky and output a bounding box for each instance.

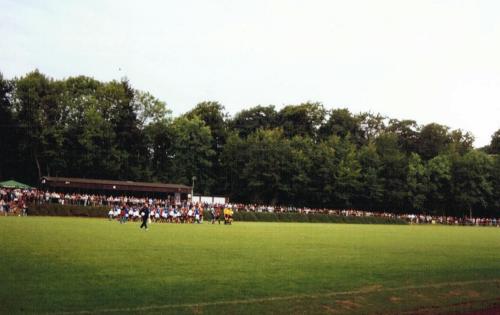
[1,0,499,147]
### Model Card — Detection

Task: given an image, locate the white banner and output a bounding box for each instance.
[193,196,227,205]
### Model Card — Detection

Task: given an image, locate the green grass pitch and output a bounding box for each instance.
[1,217,499,314]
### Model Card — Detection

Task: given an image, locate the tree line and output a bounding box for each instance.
[1,70,499,217]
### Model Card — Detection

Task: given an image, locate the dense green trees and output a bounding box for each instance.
[451,151,494,217]
[0,73,16,180]
[0,70,498,217]
[230,105,278,138]
[489,129,500,154]
[185,101,227,194]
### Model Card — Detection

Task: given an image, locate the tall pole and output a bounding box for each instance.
[191,176,196,203]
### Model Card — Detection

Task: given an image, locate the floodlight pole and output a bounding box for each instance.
[191,176,196,202]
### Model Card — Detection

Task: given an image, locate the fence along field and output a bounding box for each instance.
[1,216,499,314]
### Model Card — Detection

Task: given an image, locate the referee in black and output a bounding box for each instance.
[140,203,150,231]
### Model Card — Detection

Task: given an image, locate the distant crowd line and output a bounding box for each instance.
[1,188,499,227]
[107,204,234,226]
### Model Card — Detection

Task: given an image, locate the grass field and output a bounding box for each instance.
[1,217,499,314]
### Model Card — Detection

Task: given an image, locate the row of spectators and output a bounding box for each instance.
[38,191,163,207]
[108,204,209,224]
[108,204,235,225]
[214,204,500,226]
[1,188,498,226]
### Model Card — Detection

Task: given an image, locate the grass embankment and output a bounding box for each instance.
[0,217,499,314]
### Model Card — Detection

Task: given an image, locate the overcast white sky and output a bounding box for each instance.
[1,0,499,146]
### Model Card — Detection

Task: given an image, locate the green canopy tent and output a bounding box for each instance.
[0,180,33,189]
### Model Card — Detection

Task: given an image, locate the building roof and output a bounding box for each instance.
[40,176,192,194]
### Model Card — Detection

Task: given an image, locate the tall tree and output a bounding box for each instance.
[451,150,493,217]
[75,106,121,179]
[308,138,338,207]
[334,137,361,207]
[221,132,249,201]
[278,102,326,139]
[239,129,295,204]
[319,108,364,145]
[491,155,500,217]
[186,101,227,149]
[448,129,474,155]
[426,154,452,215]
[230,105,278,138]
[59,76,102,177]
[169,116,215,194]
[416,123,450,160]
[144,120,174,182]
[376,133,408,211]
[358,112,386,142]
[288,136,314,206]
[185,101,228,194]
[105,80,149,180]
[386,119,419,154]
[357,143,384,210]
[489,129,500,154]
[133,90,170,126]
[13,70,65,182]
[0,73,16,180]
[406,153,428,212]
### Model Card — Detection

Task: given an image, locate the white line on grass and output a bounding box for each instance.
[51,278,500,314]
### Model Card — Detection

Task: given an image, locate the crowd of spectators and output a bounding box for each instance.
[1,188,499,227]
[38,191,160,207]
[214,204,499,226]
[108,204,211,224]
[0,188,36,216]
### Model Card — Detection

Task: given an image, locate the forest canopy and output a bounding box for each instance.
[1,70,499,217]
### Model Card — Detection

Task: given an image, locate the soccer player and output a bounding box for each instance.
[120,205,127,224]
[140,203,150,230]
[194,206,200,224]
[154,206,160,222]
[216,207,222,224]
[210,207,216,224]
